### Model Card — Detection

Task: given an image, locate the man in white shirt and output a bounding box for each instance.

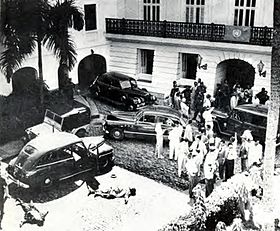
[180,97,189,119]
[177,139,189,177]
[183,120,193,144]
[155,122,164,158]
[191,135,207,175]
[186,151,200,199]
[202,107,214,130]
[248,140,263,168]
[168,124,183,160]
[225,133,238,180]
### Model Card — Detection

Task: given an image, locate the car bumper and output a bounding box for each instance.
[8,174,30,189]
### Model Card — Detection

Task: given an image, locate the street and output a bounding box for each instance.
[2,164,191,231]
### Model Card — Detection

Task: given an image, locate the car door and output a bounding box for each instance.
[224,109,243,137]
[243,113,267,141]
[133,113,157,139]
[98,75,112,97]
[35,149,75,184]
[110,78,123,103]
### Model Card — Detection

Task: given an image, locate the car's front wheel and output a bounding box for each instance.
[110,128,124,140]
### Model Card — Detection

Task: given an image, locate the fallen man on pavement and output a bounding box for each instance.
[88,187,136,204]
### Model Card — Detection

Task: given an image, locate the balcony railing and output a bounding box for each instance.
[106,18,273,46]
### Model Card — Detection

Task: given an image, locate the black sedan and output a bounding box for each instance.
[89,72,157,111]
[104,105,186,140]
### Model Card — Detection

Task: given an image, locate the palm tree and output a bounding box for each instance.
[262,1,280,230]
[0,0,84,103]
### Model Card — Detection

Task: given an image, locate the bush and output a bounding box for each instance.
[161,168,262,231]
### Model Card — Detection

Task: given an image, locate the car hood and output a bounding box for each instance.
[211,109,229,119]
[122,87,151,98]
[107,111,137,121]
[26,122,60,136]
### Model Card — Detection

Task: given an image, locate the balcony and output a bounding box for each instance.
[106,18,273,47]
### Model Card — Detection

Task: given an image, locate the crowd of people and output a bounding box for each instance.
[167,79,270,126]
[157,79,267,200]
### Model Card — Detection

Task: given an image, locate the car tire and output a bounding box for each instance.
[75,129,87,138]
[110,128,124,140]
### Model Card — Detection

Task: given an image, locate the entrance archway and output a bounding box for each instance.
[215,59,255,91]
[78,53,106,88]
[12,67,38,95]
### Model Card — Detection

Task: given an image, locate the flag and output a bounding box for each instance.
[224,25,251,43]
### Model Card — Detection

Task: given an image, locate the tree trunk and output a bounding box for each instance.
[37,36,44,104]
[262,1,280,230]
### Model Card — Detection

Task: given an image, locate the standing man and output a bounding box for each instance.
[155,122,164,158]
[186,150,200,200]
[168,126,176,160]
[248,139,263,168]
[170,81,179,108]
[177,139,189,177]
[224,133,238,181]
[0,161,9,230]
[239,136,249,172]
[204,153,217,197]
[183,120,193,145]
[217,140,226,181]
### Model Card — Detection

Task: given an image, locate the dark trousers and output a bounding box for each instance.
[205,178,215,197]
[241,158,248,172]
[218,161,225,180]
[188,174,199,199]
[225,159,234,180]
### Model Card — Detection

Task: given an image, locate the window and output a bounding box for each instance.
[180,53,198,80]
[84,4,97,31]
[139,49,154,75]
[143,0,160,21]
[234,0,256,26]
[143,114,156,123]
[186,0,205,23]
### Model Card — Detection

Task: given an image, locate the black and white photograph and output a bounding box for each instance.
[0,0,280,230]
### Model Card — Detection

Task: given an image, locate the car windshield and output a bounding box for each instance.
[120,80,132,89]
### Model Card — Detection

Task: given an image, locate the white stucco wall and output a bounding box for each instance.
[0,0,117,95]
[107,34,272,97]
[122,0,273,26]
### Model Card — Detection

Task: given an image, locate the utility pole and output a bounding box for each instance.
[262,1,280,230]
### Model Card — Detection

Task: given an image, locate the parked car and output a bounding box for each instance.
[22,99,91,144]
[89,71,157,111]
[104,105,186,140]
[7,132,114,189]
[212,104,268,143]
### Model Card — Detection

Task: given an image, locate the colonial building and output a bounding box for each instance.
[105,0,274,97]
[0,0,274,97]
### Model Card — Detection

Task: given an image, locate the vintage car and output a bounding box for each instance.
[104,105,186,140]
[7,132,114,189]
[89,71,157,111]
[212,104,268,143]
[22,99,91,143]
